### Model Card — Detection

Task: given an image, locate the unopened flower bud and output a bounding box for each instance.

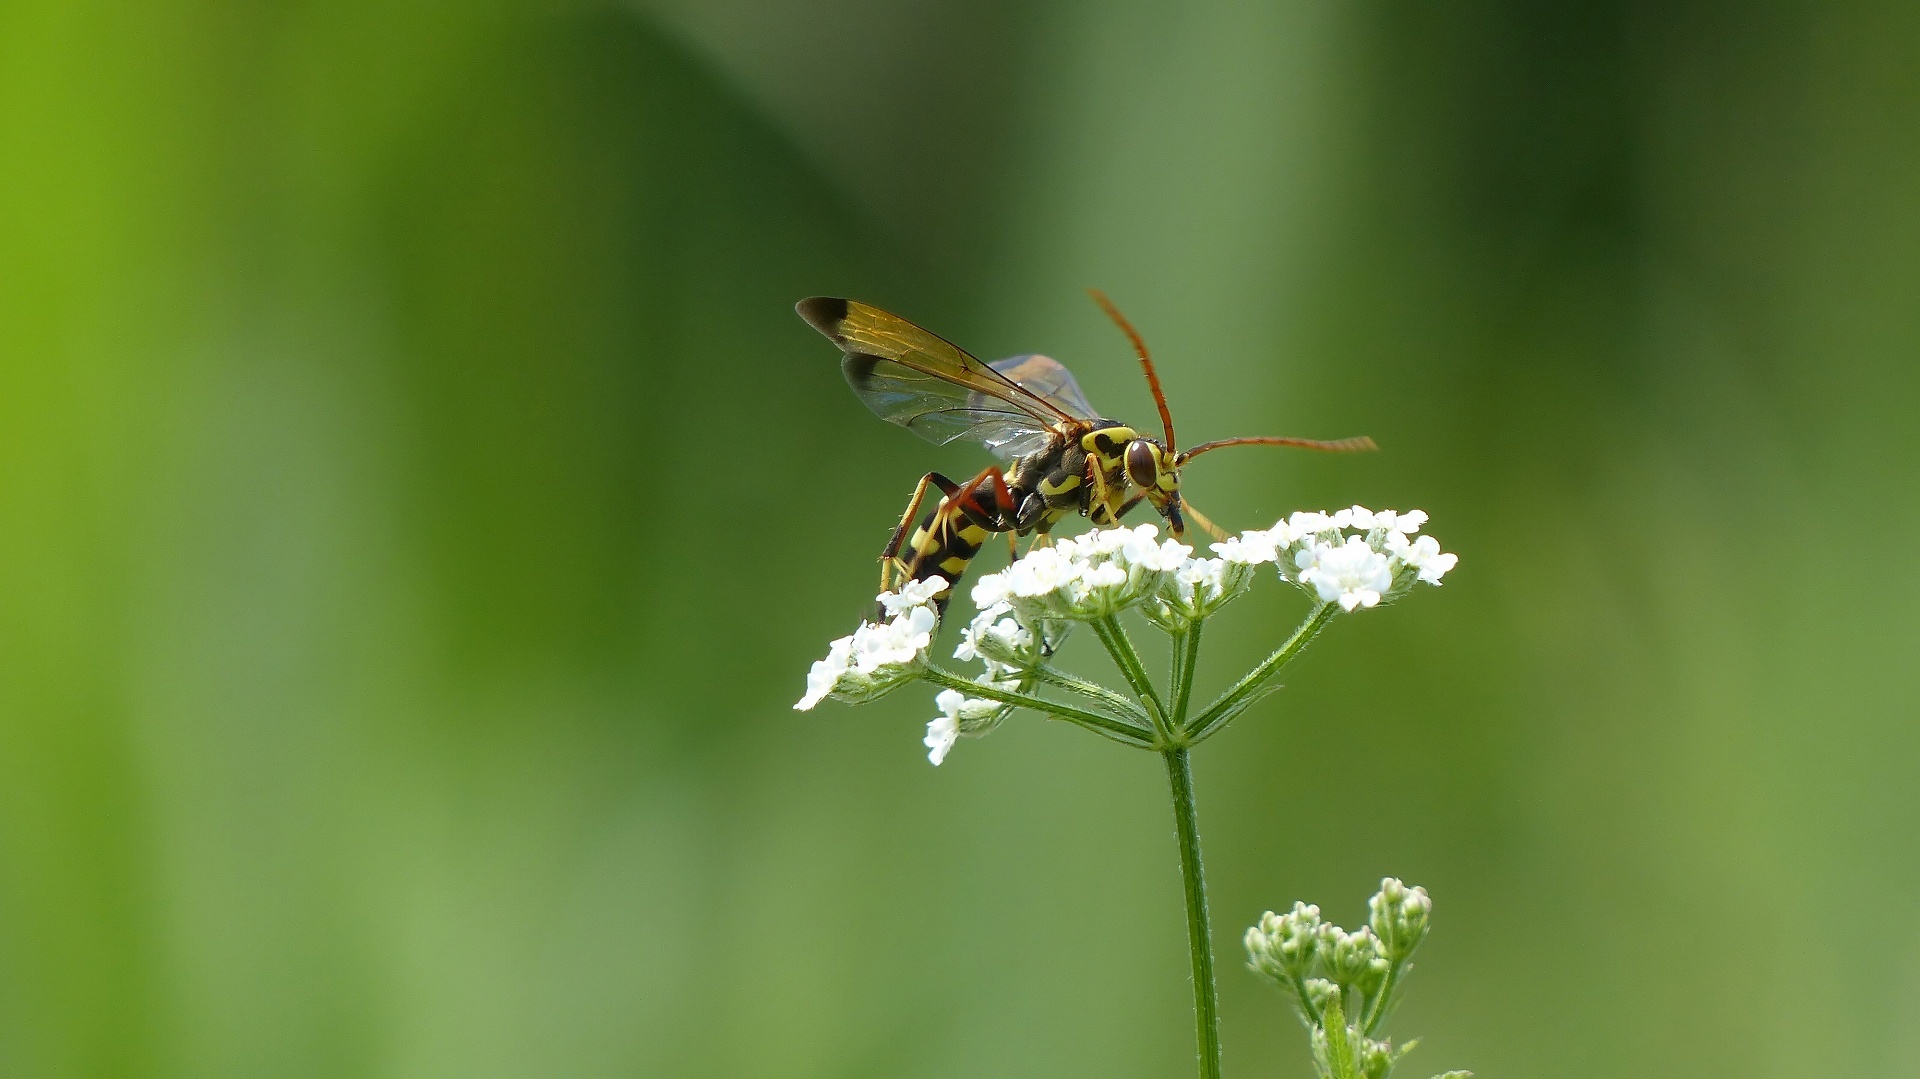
[1359,1037,1394,1079]
[1368,877,1432,962]
[1244,902,1325,987]
[1324,925,1390,992]
[1302,977,1340,1016]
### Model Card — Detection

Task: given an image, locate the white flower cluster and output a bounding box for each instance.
[924,599,1075,766]
[1260,506,1458,612]
[970,524,1193,622]
[793,577,947,711]
[957,509,1455,632]
[798,509,1458,766]
[1144,529,1282,626]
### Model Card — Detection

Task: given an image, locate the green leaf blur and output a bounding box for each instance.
[1,2,1915,1076]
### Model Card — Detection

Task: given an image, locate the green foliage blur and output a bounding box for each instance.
[3,2,1917,1076]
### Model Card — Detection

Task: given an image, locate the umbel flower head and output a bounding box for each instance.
[970,523,1192,622]
[1266,506,1457,611]
[795,508,1457,766]
[794,577,947,710]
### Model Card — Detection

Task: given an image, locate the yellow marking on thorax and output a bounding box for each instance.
[1080,426,1136,468]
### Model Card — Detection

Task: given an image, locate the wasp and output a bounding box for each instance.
[797,292,1376,616]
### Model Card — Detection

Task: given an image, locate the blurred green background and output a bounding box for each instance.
[3,1,1918,1076]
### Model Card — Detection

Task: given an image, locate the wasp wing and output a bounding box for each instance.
[986,354,1099,421]
[798,297,1074,459]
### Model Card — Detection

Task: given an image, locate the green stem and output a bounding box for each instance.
[1362,959,1402,1036]
[1171,619,1204,727]
[920,665,1154,747]
[1091,616,1172,740]
[1164,747,1222,1079]
[1184,603,1336,743]
[1290,969,1324,1027]
[1030,663,1154,727]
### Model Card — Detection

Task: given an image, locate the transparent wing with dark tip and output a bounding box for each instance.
[842,353,1059,457]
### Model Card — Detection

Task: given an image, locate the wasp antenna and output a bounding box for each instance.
[1088,288,1176,454]
[1174,434,1378,466]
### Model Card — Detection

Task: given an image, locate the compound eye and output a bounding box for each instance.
[1125,441,1159,488]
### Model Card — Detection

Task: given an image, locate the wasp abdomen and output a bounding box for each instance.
[899,497,1000,616]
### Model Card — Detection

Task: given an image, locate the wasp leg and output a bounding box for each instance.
[950,465,1018,530]
[895,465,1020,617]
[881,472,965,594]
[1085,457,1111,518]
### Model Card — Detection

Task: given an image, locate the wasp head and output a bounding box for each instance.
[1124,437,1184,538]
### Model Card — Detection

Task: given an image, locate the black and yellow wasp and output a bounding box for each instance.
[797,293,1375,616]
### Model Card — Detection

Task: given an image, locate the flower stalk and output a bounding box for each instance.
[920,663,1153,747]
[1186,601,1337,743]
[1092,615,1172,740]
[795,507,1464,1079]
[1165,746,1221,1079]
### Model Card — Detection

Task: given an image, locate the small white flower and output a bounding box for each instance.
[1118,524,1162,566]
[796,636,854,710]
[1296,536,1393,611]
[850,605,937,671]
[1007,547,1081,597]
[1212,530,1279,566]
[1083,561,1127,589]
[970,571,1012,610]
[1177,557,1225,595]
[877,575,949,616]
[925,687,1004,765]
[1388,532,1457,585]
[1285,510,1340,537]
[954,604,1034,665]
[1093,526,1137,556]
[1373,509,1426,535]
[1342,505,1378,530]
[924,711,959,765]
[1141,537,1195,572]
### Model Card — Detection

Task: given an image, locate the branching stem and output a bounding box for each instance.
[1092,615,1173,740]
[1185,603,1336,743]
[1030,663,1154,727]
[920,665,1154,747]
